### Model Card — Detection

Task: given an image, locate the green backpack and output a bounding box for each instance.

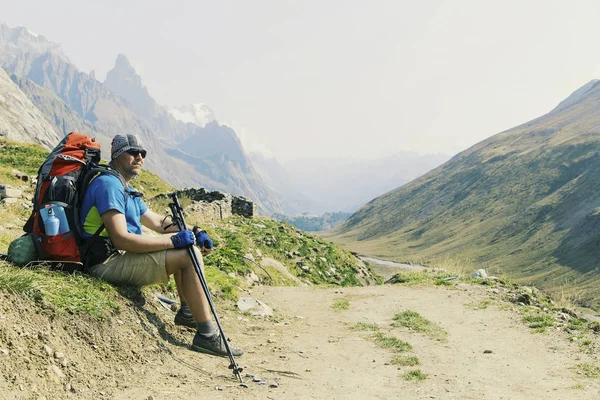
[7,234,37,267]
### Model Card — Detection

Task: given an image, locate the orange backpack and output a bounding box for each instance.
[23,132,103,271]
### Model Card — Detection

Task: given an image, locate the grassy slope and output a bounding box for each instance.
[0,138,374,319]
[328,86,600,308]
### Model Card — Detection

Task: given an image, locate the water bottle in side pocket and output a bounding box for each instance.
[45,208,60,236]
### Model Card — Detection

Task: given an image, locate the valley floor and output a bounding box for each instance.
[1,284,600,399]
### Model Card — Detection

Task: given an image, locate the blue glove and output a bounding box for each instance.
[171,230,195,249]
[193,226,213,249]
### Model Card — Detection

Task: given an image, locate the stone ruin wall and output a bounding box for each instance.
[152,188,256,222]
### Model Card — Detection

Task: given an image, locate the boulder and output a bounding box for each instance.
[472,269,488,279]
[0,184,23,200]
[236,297,273,317]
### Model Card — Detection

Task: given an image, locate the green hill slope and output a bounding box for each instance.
[330,80,600,308]
[0,138,376,300]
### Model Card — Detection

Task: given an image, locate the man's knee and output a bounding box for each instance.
[166,247,203,270]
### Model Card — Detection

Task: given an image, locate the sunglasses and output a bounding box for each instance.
[126,149,147,159]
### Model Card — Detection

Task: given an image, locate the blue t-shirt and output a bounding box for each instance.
[79,174,147,239]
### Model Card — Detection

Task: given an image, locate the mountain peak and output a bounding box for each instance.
[114,53,133,70]
[15,25,40,39]
[105,53,155,116]
[109,53,138,80]
[0,23,68,65]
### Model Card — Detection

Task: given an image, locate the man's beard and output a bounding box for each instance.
[129,164,142,179]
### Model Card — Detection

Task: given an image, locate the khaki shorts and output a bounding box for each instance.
[87,250,169,286]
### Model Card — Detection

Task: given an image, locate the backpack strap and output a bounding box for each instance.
[79,165,131,237]
[79,167,131,269]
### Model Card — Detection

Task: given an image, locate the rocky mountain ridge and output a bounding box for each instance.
[0,22,283,214]
[0,67,60,148]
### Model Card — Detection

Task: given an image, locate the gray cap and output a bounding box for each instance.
[111,134,147,159]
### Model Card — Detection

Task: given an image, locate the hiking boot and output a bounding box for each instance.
[191,331,244,358]
[174,307,196,329]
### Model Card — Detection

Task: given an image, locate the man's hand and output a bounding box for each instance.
[171,230,195,249]
[193,226,214,255]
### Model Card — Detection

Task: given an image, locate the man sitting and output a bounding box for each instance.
[79,133,242,357]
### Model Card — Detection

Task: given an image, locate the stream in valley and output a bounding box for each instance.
[359,255,426,281]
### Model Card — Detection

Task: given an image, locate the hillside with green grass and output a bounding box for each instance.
[329,80,600,308]
[0,138,376,318]
[5,142,600,399]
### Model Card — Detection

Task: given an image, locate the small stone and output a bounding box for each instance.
[54,352,65,359]
[483,350,493,354]
[92,345,98,350]
[147,396,155,400]
[0,348,8,356]
[0,197,17,205]
[216,387,223,391]
[11,169,28,182]
[279,354,286,359]
[43,345,53,356]
[267,339,277,344]
[50,365,65,379]
[245,373,254,378]
[269,382,279,388]
[472,269,488,279]
[240,383,249,388]
[252,377,262,382]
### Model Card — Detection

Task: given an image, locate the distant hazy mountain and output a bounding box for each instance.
[9,72,97,143]
[273,211,352,232]
[281,153,450,214]
[168,103,216,127]
[332,79,600,308]
[0,23,283,214]
[248,152,319,215]
[105,54,165,122]
[0,24,70,75]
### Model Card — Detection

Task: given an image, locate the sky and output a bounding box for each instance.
[3,0,600,162]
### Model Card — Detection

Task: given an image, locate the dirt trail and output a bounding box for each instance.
[2,283,600,399]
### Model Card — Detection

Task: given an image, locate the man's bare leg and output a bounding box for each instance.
[174,271,186,305]
[166,247,243,357]
[166,248,211,323]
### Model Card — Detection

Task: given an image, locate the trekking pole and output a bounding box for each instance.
[168,192,244,383]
